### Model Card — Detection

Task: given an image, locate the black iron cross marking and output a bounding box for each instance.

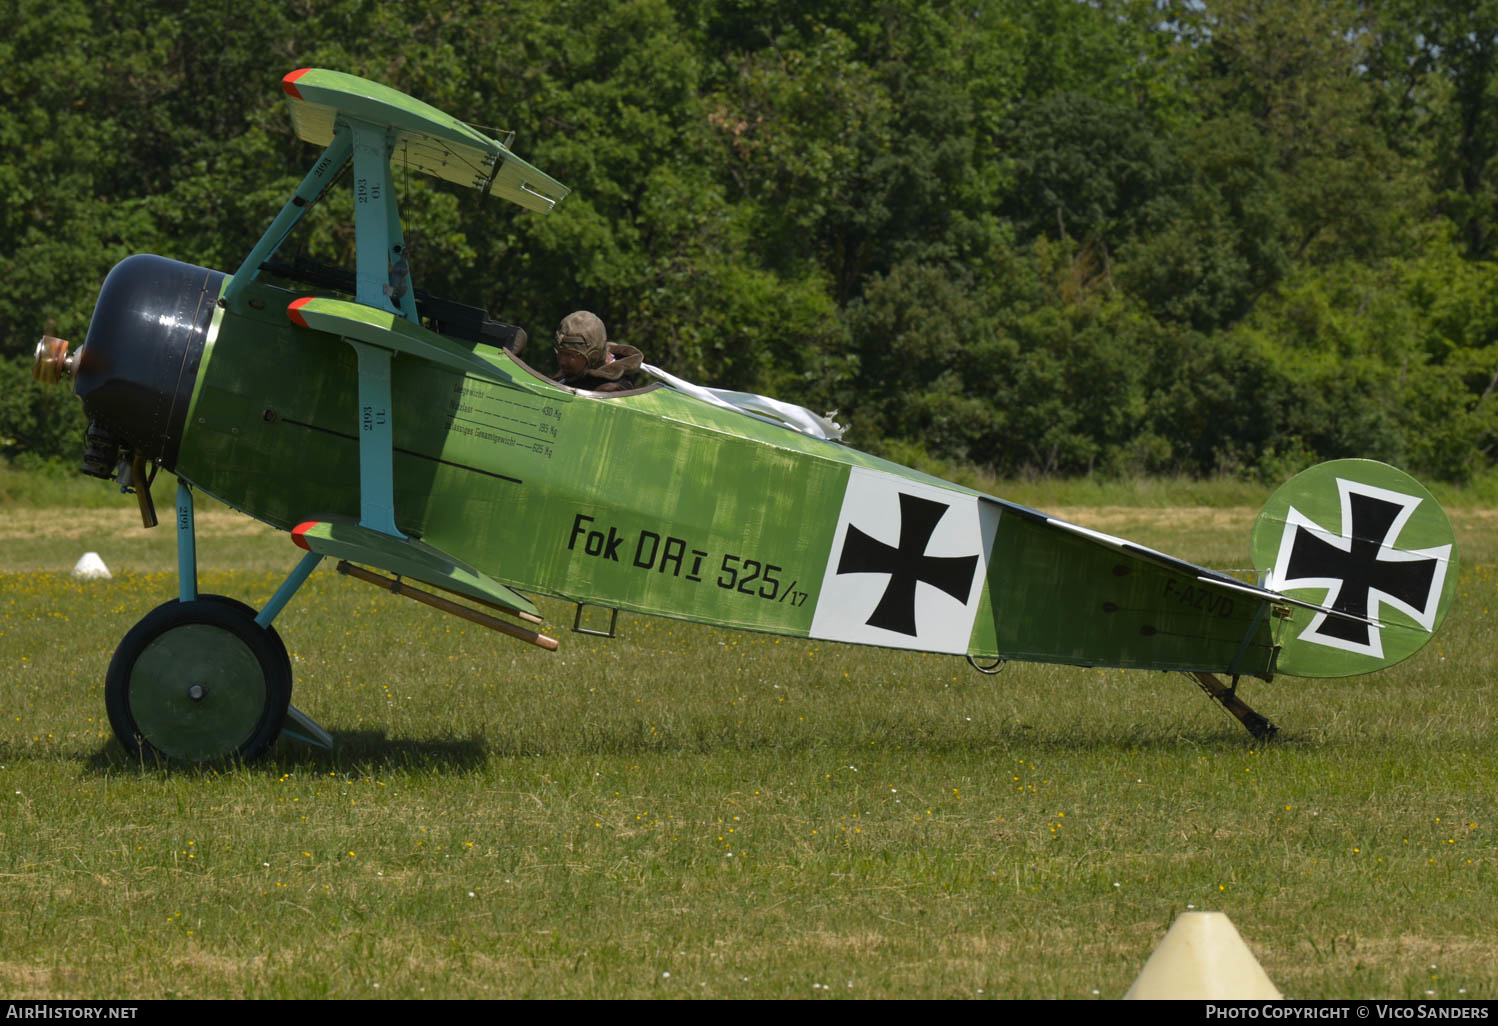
[836,492,979,636]
[1284,491,1439,645]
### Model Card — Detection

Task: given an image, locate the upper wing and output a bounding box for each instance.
[281,68,570,213]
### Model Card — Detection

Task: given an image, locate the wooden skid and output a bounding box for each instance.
[336,560,558,651]
[1188,671,1279,741]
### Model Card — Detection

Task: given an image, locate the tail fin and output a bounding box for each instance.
[1251,459,1458,678]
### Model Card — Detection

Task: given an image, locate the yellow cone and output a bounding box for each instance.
[1124,912,1282,1000]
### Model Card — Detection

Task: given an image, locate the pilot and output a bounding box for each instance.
[553,310,643,393]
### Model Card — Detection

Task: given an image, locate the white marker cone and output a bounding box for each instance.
[1124,911,1282,1000]
[71,552,112,580]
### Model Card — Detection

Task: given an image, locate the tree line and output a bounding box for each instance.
[2,0,1495,482]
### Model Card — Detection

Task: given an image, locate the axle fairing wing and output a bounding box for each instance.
[289,518,539,619]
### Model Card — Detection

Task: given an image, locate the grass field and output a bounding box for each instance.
[0,476,1494,999]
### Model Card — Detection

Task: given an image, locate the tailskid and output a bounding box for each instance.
[1186,671,1279,741]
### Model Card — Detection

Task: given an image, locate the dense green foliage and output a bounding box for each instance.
[2,0,1495,480]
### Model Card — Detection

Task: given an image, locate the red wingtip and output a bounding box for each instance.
[287,296,314,328]
[282,68,311,100]
[291,520,320,551]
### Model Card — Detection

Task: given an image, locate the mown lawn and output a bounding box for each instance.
[0,482,1493,999]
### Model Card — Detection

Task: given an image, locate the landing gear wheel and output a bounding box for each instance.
[106,597,292,765]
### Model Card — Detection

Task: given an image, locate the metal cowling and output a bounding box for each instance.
[72,254,227,471]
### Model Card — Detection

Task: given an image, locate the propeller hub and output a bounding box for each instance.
[32,335,75,386]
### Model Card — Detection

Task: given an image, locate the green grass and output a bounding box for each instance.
[0,479,1495,999]
[0,460,151,510]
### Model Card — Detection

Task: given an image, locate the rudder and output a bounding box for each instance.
[1251,459,1458,678]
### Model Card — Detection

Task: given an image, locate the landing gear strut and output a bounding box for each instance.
[104,481,331,764]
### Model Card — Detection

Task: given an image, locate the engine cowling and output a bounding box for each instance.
[66,254,227,474]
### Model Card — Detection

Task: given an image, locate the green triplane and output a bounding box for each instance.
[33,70,1460,763]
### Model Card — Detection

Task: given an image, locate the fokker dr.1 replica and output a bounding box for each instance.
[32,70,1460,763]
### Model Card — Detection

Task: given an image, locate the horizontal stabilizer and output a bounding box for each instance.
[291,518,540,619]
[281,68,570,213]
[980,499,1280,678]
[1042,514,1385,630]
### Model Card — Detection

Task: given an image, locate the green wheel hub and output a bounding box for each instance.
[128,623,270,762]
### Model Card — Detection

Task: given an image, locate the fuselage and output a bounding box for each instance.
[71,254,1281,677]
